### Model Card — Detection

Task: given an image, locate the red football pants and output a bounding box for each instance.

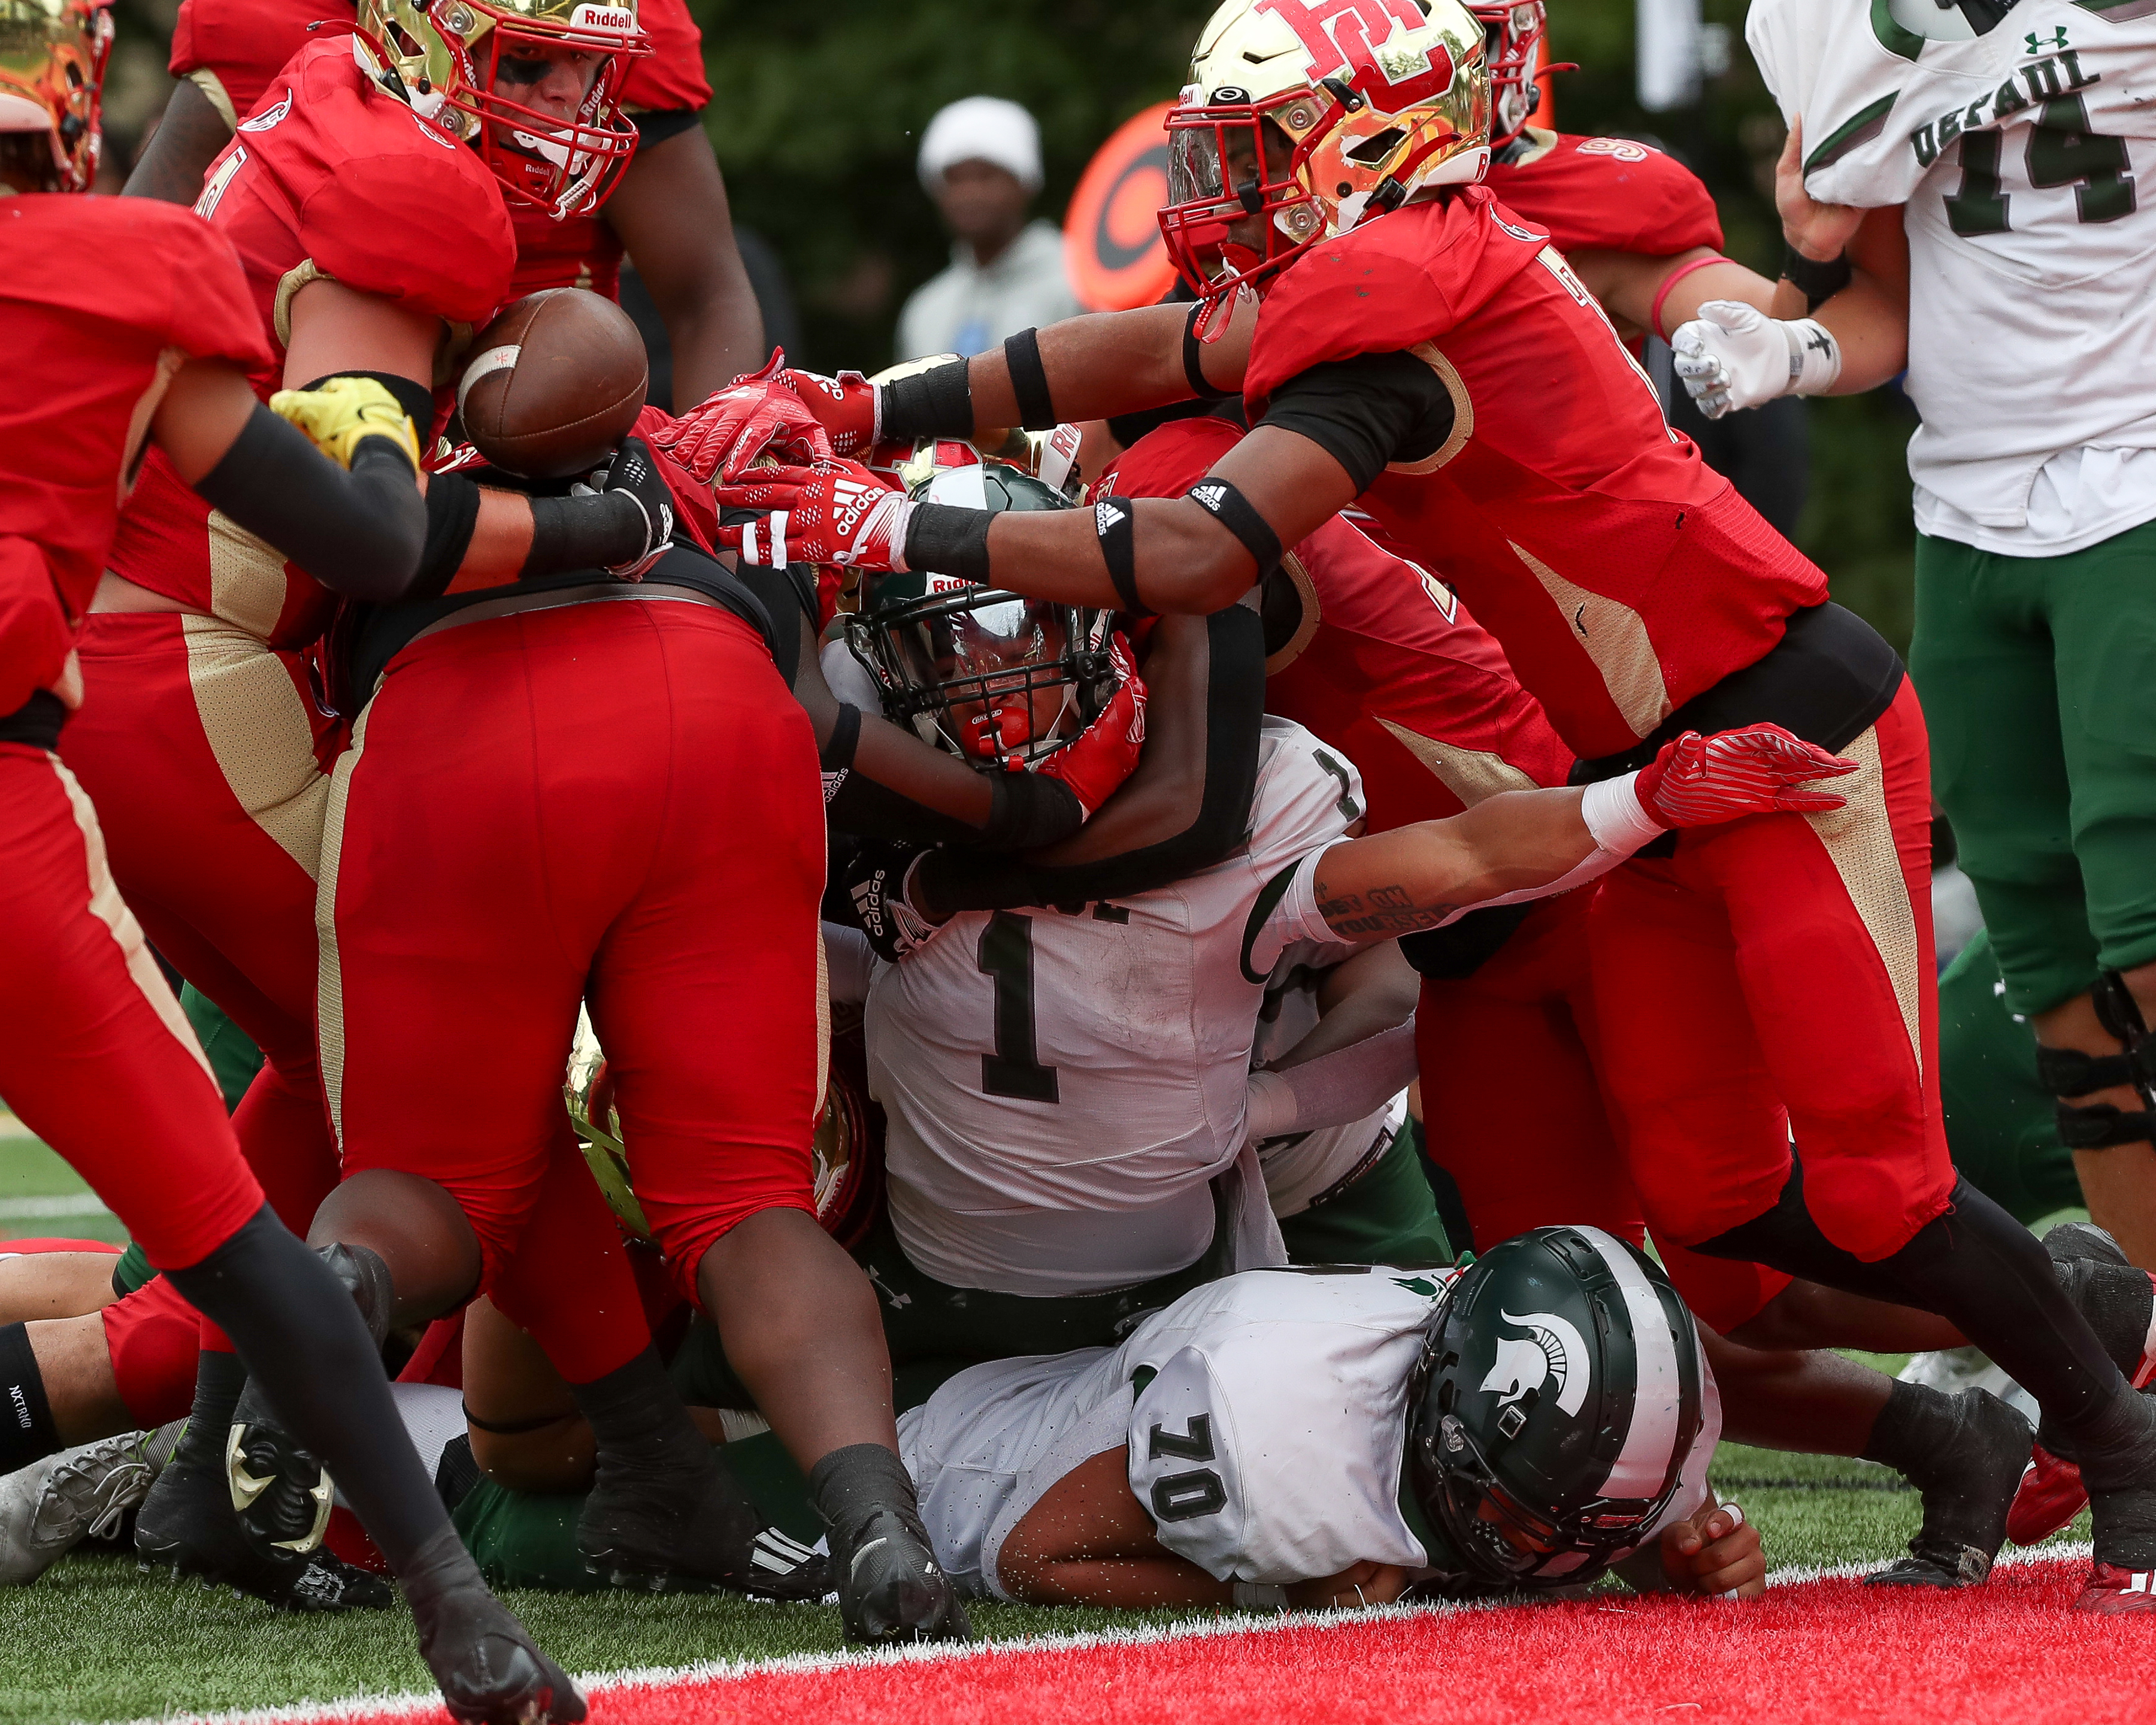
[1416,892,1788,1333]
[1588,677,1952,1264]
[0,747,264,1272]
[64,612,341,1235]
[323,599,826,1375]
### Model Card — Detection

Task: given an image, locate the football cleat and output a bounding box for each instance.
[577,1452,830,1601]
[135,1433,390,1612]
[1866,1387,2031,1590]
[2009,1223,2156,1545]
[226,1412,335,1560]
[2074,1561,2156,1614]
[834,1505,971,1644]
[0,1426,171,1585]
[404,1529,587,1724]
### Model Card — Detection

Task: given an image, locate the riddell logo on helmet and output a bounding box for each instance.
[571,3,634,29]
[1254,0,1449,99]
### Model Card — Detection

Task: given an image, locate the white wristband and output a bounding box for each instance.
[1580,772,1665,858]
[1784,318,1843,397]
[1234,1581,1289,1611]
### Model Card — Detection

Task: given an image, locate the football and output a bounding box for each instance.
[456,288,649,478]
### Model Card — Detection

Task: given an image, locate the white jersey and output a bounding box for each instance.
[898,1263,1722,1602]
[866,719,1360,1296]
[1749,0,2156,546]
[1250,969,1407,1219]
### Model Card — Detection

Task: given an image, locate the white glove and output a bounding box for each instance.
[1670,300,1842,420]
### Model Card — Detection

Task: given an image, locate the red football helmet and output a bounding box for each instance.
[0,0,113,193]
[1158,0,1489,305]
[1468,2,1558,149]
[354,0,649,219]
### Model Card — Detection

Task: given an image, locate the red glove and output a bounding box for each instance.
[1032,634,1147,818]
[651,351,836,484]
[1634,723,1855,828]
[718,459,913,570]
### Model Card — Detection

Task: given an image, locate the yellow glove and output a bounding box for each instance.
[268,376,422,471]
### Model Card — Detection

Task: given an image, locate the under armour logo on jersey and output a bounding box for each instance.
[1482,1308,1591,1417]
[2027,25,2069,53]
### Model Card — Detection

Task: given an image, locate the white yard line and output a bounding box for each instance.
[126,1544,2096,1725]
[0,1194,112,1221]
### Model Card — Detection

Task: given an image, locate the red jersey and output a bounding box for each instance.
[1107,414,1573,831]
[170,0,711,304]
[1482,130,1723,259]
[1243,187,1827,761]
[107,38,514,649]
[0,197,271,711]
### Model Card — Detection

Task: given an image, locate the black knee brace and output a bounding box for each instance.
[2036,972,2156,1149]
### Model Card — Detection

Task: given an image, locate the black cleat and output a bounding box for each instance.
[2045,1221,2130,1270]
[405,1530,585,1724]
[1867,1388,2031,1590]
[578,1451,829,1600]
[225,1393,335,1567]
[135,1439,389,1612]
[834,1504,971,1643]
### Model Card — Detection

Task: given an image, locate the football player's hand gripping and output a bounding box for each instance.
[1671,301,1842,420]
[720,458,913,570]
[1029,634,1147,819]
[589,436,677,580]
[669,350,880,470]
[1660,1501,1766,1599]
[1294,723,1855,943]
[649,350,837,483]
[267,376,422,470]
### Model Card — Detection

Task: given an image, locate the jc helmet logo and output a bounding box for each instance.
[1480,1308,1591,1416]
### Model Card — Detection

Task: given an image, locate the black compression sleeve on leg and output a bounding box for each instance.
[0,1322,58,1474]
[522,491,647,579]
[878,358,974,443]
[1003,329,1058,430]
[165,1205,455,1576]
[192,404,427,602]
[1697,1168,2125,1433]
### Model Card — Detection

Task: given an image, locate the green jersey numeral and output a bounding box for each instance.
[1946,96,2135,235]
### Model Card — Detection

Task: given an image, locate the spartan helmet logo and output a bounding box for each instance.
[1480,1308,1591,1416]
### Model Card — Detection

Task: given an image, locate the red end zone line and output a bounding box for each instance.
[145,1546,2136,1725]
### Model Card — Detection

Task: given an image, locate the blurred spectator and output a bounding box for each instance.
[897,96,1079,362]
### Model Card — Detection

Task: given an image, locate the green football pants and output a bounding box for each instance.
[1939,927,2081,1225]
[1276,1127,1453,1268]
[1913,520,2156,1015]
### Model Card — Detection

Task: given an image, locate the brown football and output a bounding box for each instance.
[457,288,649,478]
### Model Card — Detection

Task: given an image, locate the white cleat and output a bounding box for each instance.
[0,1425,174,1585]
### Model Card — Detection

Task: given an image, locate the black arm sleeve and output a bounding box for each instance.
[191,402,426,603]
[1257,350,1455,493]
[521,491,650,578]
[728,559,1086,852]
[912,604,1265,914]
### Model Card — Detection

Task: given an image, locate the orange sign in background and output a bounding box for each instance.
[1063,101,1179,312]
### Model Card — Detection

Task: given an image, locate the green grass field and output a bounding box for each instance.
[0,1125,2096,1725]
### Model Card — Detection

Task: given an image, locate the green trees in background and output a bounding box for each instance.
[695,0,1917,650]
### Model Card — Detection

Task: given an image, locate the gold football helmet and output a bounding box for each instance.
[352,0,648,219]
[1158,0,1487,298]
[0,0,112,193]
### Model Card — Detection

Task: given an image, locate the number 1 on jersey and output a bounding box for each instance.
[977,911,1059,1103]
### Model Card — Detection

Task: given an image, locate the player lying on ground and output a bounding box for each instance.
[693,0,2156,1614]
[913,1233,1758,1609]
[0,21,579,1714]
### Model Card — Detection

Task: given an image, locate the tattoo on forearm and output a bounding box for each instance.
[1315,880,1449,938]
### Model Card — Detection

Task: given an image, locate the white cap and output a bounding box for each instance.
[917,95,1042,196]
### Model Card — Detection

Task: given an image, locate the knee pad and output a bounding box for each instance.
[2036,971,2156,1149]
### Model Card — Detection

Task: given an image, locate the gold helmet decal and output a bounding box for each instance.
[1159,0,1486,304]
[0,0,113,193]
